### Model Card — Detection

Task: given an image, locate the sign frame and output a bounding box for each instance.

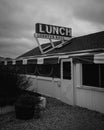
[35,23,72,40]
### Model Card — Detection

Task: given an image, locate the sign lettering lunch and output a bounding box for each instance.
[35,23,72,40]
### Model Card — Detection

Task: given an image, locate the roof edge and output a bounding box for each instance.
[16,48,104,60]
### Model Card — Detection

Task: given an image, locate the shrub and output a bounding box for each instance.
[0,65,32,107]
[15,93,41,120]
[16,93,40,107]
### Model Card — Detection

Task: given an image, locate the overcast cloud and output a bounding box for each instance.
[0,0,104,58]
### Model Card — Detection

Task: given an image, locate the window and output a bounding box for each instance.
[36,64,61,78]
[37,64,53,77]
[26,64,36,75]
[10,63,61,78]
[15,65,27,74]
[100,64,104,88]
[82,64,104,88]
[63,62,71,80]
[52,64,61,78]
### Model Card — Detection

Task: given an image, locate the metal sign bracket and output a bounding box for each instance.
[34,33,71,54]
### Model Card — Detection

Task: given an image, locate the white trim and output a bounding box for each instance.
[77,85,104,92]
[75,63,82,88]
[94,52,104,64]
[37,76,53,81]
[94,59,104,64]
[4,61,7,65]
[53,78,61,82]
[37,58,43,64]
[25,74,61,82]
[12,60,16,65]
[25,74,36,79]
[59,55,69,59]
[23,59,27,64]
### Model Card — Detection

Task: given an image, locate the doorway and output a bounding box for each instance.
[61,58,74,105]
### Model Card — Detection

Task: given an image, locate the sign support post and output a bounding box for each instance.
[34,33,44,54]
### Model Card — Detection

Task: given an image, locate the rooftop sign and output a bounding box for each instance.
[35,23,72,40]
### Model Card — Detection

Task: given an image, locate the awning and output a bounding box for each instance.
[2,53,104,66]
[27,59,37,64]
[73,55,94,64]
[94,53,104,64]
[7,60,12,65]
[44,57,59,64]
[3,57,59,65]
[16,60,23,65]
[73,53,104,64]
[27,57,59,64]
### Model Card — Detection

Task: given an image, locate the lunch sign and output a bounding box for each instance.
[35,23,72,40]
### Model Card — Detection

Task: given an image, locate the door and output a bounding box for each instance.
[61,59,74,105]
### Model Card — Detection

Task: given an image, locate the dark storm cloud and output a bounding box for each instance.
[0,0,104,58]
[0,0,35,38]
[0,0,37,57]
[71,0,104,25]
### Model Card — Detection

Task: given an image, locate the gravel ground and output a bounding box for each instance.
[0,96,104,130]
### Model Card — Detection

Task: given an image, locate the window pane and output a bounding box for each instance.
[53,64,61,78]
[82,64,99,87]
[37,64,53,77]
[100,64,104,88]
[26,64,36,75]
[16,65,26,74]
[63,62,71,80]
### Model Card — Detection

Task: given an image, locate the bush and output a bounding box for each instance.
[0,65,31,107]
[16,93,40,107]
[15,93,41,120]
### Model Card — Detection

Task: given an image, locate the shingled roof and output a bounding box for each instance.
[18,31,104,59]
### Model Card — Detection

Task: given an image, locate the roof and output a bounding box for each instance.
[18,31,104,59]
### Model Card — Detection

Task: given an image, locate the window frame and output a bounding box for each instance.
[81,63,104,91]
[61,59,72,80]
[36,64,53,77]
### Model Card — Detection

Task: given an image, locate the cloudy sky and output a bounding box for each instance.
[0,0,104,58]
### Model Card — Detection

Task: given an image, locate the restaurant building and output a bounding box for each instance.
[2,23,104,113]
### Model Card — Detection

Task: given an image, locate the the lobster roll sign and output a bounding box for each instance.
[35,23,72,40]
